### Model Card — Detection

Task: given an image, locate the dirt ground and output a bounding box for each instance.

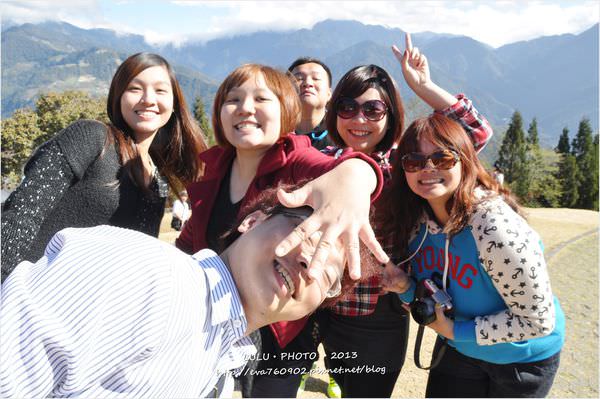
[159,207,599,398]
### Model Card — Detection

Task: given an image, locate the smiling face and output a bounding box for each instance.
[291,62,331,111]
[219,73,282,151]
[336,88,388,154]
[120,66,174,140]
[223,210,345,328]
[404,138,462,212]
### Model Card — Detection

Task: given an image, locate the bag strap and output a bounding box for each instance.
[414,325,447,370]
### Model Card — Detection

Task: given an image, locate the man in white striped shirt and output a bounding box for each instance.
[0,201,360,398]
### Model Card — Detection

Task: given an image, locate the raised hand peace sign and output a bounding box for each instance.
[392,33,431,91]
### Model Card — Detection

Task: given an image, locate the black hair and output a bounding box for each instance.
[326,64,404,153]
[288,57,333,86]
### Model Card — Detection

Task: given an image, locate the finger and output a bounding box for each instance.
[412,46,420,60]
[359,225,389,264]
[435,303,446,319]
[275,214,322,257]
[415,54,425,69]
[307,226,342,279]
[277,186,312,209]
[391,44,403,62]
[342,230,362,280]
[405,32,413,51]
[401,303,411,312]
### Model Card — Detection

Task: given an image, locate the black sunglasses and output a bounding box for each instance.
[335,98,388,121]
[401,149,460,173]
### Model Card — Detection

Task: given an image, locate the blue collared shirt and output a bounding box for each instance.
[0,225,255,398]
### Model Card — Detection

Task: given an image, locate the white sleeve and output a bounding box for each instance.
[0,226,176,397]
[471,198,556,345]
[173,200,184,219]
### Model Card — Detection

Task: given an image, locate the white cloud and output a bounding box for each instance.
[2,0,598,47]
[1,0,105,27]
[170,1,599,47]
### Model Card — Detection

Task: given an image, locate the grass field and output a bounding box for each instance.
[159,207,599,398]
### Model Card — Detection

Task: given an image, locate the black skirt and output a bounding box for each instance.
[323,293,410,370]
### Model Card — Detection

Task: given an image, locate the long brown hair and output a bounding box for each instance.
[106,52,205,191]
[212,64,301,149]
[376,113,520,257]
[326,64,404,153]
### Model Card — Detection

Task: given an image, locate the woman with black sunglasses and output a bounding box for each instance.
[315,33,494,398]
[379,113,564,398]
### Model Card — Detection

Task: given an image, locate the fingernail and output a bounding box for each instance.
[275,246,286,257]
[308,268,321,280]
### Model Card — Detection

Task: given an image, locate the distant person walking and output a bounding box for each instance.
[1,53,205,282]
[171,190,191,231]
[492,164,505,185]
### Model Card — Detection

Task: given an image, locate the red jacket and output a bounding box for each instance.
[176,133,383,347]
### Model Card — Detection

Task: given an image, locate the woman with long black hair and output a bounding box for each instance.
[2,53,205,281]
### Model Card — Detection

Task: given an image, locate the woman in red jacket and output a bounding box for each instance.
[175,63,387,397]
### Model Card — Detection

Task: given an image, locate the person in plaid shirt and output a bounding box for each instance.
[316,33,493,398]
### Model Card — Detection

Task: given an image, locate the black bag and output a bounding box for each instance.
[171,216,182,231]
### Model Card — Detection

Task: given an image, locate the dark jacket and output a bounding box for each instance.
[1,120,168,280]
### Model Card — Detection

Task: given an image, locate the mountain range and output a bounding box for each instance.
[2,19,598,147]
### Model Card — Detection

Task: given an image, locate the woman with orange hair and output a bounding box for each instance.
[381,113,565,397]
[175,63,388,397]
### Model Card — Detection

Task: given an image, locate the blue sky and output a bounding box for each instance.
[2,0,598,47]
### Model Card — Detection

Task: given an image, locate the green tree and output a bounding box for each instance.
[496,111,529,199]
[35,91,107,145]
[536,173,561,208]
[1,109,44,188]
[525,118,544,205]
[556,153,580,208]
[571,118,597,209]
[1,91,108,188]
[555,127,570,154]
[193,96,215,146]
[593,134,599,210]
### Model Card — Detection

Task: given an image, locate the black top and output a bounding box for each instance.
[296,119,333,151]
[205,165,242,253]
[1,120,168,281]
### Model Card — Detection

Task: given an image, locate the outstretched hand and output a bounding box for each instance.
[392,32,431,91]
[274,160,389,280]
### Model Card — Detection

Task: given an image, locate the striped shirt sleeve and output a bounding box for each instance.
[0,225,253,398]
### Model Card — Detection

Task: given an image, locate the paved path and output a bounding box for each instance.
[546,228,598,261]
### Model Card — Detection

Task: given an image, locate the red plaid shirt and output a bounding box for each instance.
[325,94,493,316]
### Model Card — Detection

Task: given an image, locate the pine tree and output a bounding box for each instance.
[496,111,529,199]
[593,134,599,210]
[193,96,215,146]
[525,118,544,205]
[571,118,597,209]
[556,154,580,208]
[556,127,570,154]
